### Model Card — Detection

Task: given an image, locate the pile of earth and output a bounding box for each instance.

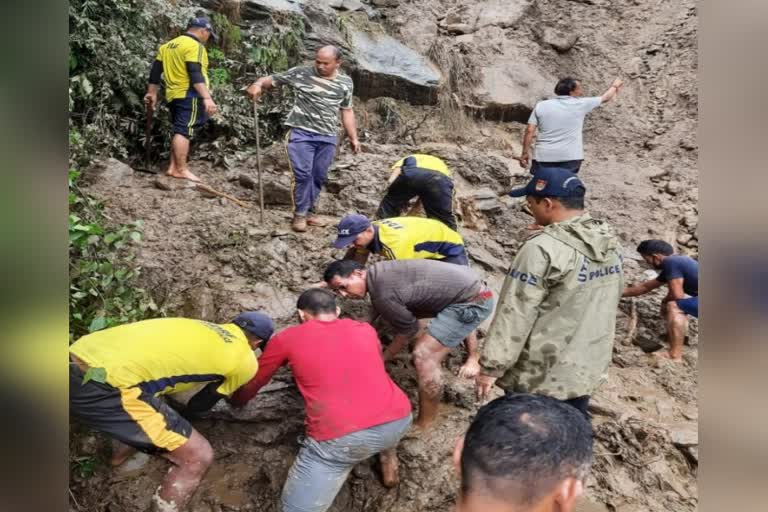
[69,0,698,510]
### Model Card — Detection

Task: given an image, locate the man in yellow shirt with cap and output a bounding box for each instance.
[69,312,273,512]
[377,154,458,230]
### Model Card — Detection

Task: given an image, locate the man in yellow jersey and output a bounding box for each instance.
[69,312,273,512]
[377,154,458,231]
[333,214,468,265]
[144,17,218,182]
[332,214,483,378]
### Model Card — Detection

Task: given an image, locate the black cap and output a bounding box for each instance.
[232,311,273,341]
[188,16,218,42]
[508,167,586,198]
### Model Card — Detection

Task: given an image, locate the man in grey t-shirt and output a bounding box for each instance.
[324,259,495,430]
[519,77,624,174]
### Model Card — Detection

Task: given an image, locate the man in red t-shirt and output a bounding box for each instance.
[230,289,412,512]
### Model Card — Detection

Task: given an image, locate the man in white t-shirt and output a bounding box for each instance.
[519,77,624,174]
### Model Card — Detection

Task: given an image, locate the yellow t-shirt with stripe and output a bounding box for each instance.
[69,318,257,397]
[370,217,465,260]
[391,154,451,178]
[156,34,209,101]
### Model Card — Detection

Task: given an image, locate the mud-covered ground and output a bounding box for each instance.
[69,0,698,510]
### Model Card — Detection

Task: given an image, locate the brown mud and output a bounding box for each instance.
[70,0,697,510]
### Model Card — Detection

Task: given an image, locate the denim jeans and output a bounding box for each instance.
[281,414,413,512]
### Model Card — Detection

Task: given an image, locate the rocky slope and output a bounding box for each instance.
[69,0,698,510]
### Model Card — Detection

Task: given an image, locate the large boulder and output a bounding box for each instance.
[469,0,533,30]
[472,49,553,123]
[349,28,441,105]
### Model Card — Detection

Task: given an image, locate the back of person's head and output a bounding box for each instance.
[637,239,674,257]
[459,394,593,511]
[554,77,579,96]
[323,259,364,282]
[297,288,337,315]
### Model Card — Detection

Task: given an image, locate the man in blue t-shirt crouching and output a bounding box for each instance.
[622,239,699,362]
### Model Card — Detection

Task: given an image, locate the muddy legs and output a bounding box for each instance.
[412,334,451,429]
[148,429,213,512]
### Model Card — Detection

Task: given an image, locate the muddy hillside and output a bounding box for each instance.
[70,0,698,510]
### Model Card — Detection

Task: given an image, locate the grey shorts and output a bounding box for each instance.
[281,414,412,512]
[428,295,495,348]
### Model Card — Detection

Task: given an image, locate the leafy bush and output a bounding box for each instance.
[68,0,307,167]
[69,169,159,340]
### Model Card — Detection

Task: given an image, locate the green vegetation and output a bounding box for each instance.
[68,1,308,339]
[69,169,158,340]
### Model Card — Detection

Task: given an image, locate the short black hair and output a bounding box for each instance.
[554,77,580,96]
[637,239,674,257]
[532,186,586,210]
[461,394,593,506]
[297,288,337,315]
[323,259,364,283]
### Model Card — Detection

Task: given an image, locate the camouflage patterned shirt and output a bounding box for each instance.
[479,213,624,399]
[273,66,354,136]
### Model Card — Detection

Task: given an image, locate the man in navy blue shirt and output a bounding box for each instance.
[623,239,699,362]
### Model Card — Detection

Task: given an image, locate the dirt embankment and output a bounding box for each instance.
[70,0,698,510]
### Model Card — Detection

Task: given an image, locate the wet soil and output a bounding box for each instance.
[69,0,698,510]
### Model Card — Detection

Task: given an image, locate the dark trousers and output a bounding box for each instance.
[286,136,336,215]
[377,168,457,231]
[531,159,583,174]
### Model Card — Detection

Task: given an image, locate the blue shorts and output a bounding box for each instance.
[428,294,495,348]
[676,296,698,318]
[169,97,209,139]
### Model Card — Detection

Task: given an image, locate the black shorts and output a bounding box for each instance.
[531,159,583,174]
[69,363,192,453]
[169,97,209,139]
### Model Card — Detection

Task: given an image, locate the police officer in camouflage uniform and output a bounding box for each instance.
[246,46,361,232]
[475,167,623,418]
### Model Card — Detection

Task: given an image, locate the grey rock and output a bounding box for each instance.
[455,34,475,44]
[84,158,134,184]
[472,188,503,212]
[446,23,476,35]
[472,0,533,29]
[471,47,553,122]
[468,245,507,272]
[372,0,399,5]
[669,422,698,447]
[665,180,683,195]
[542,27,580,52]
[349,28,441,105]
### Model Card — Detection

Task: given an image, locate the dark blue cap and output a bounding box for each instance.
[188,16,218,41]
[333,214,371,249]
[232,311,273,341]
[508,167,586,198]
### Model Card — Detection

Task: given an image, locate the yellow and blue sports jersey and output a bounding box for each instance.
[69,318,257,397]
[156,34,209,101]
[391,154,451,178]
[365,217,465,261]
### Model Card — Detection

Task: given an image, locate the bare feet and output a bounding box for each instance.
[166,169,201,182]
[379,449,399,488]
[457,355,481,379]
[110,441,138,467]
[653,350,683,363]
